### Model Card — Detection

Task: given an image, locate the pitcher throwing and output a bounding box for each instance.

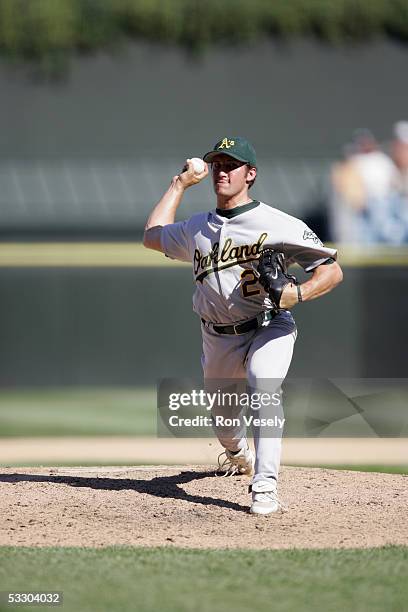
[144,137,343,515]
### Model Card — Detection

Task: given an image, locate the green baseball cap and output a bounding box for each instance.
[203,136,257,167]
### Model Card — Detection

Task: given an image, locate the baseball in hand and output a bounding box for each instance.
[190,157,205,174]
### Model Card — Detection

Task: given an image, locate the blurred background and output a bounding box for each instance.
[0,0,407,468]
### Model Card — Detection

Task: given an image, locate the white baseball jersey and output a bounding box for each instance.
[161,200,337,324]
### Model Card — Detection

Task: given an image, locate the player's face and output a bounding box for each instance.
[210,154,256,200]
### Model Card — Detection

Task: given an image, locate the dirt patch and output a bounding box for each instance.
[0,466,406,550]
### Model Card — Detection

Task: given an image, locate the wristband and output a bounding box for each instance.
[297,285,303,303]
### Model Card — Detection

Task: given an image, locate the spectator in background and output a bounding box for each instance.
[365,122,408,244]
[348,129,397,204]
[329,127,408,245]
[329,141,366,243]
[391,121,408,198]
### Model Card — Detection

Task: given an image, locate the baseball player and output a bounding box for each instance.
[144,137,343,515]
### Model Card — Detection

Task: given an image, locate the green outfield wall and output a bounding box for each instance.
[0,263,405,386]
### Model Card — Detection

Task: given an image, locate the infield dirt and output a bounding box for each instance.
[0,466,406,549]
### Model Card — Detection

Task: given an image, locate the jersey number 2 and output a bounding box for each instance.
[241,270,260,298]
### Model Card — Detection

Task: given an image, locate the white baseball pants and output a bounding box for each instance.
[201,320,296,485]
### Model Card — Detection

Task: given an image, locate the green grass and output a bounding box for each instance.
[0,388,156,437]
[1,386,407,441]
[0,546,406,612]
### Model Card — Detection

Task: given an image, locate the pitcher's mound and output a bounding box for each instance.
[0,466,406,549]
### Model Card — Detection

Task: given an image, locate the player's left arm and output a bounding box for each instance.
[280,260,343,309]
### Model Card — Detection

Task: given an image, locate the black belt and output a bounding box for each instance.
[201,310,277,335]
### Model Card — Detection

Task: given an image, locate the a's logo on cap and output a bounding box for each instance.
[218,138,235,150]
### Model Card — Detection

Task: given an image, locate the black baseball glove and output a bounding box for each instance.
[257,249,298,310]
